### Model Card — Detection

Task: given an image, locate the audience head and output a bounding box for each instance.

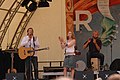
[107,74,120,80]
[55,76,73,80]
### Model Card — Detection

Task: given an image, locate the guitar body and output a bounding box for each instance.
[18,47,34,59]
[8,68,17,73]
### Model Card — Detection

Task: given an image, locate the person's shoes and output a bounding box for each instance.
[100,65,104,71]
[88,68,93,71]
[84,67,93,71]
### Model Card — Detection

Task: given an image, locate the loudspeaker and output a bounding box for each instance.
[110,59,120,71]
[98,71,118,80]
[6,73,25,80]
[75,71,94,80]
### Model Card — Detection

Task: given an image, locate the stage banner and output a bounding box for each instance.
[65,0,120,65]
[66,0,120,46]
[65,0,74,34]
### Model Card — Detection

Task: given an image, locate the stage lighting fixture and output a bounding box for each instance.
[26,2,37,12]
[21,0,37,12]
[21,0,30,7]
[38,0,49,7]
[47,0,52,2]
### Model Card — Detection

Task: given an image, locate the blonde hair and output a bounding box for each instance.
[67,31,75,40]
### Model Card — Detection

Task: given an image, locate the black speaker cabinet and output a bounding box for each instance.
[98,71,118,80]
[6,73,25,80]
[75,71,94,80]
[110,59,120,71]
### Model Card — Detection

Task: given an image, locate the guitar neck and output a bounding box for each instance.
[29,47,49,52]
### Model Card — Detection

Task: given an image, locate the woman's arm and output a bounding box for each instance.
[67,39,76,48]
[58,36,66,49]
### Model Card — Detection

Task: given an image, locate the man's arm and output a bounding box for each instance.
[83,38,91,49]
[34,37,40,48]
[93,39,101,51]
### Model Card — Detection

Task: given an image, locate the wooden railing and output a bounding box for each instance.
[37,61,64,72]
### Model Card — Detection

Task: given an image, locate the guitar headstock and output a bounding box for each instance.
[45,47,49,50]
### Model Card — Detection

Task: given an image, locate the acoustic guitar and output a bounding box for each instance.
[18,46,49,59]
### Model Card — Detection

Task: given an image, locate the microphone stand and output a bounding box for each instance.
[110,42,113,64]
[100,37,116,64]
[109,37,116,64]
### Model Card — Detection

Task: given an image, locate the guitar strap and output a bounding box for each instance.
[33,36,36,54]
[33,36,36,48]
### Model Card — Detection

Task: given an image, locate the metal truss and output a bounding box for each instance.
[0,0,24,46]
[0,0,5,7]
[8,11,35,49]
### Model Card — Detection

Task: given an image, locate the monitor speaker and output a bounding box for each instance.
[6,73,25,80]
[98,71,118,80]
[75,71,94,80]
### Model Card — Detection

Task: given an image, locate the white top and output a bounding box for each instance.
[65,41,75,56]
[19,35,40,56]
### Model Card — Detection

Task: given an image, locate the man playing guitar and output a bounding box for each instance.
[19,27,40,80]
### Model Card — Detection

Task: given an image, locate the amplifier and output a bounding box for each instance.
[6,73,25,80]
[75,71,94,80]
[98,71,118,80]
